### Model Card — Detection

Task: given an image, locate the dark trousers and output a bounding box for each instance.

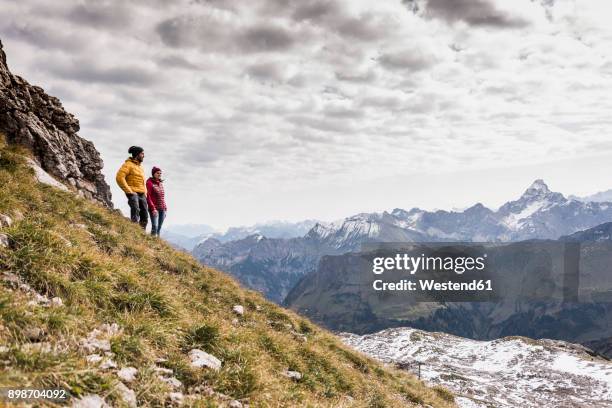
[127,193,148,229]
[150,209,166,236]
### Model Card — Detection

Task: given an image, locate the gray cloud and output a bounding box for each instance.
[156,54,200,70]
[407,0,530,28]
[335,12,394,41]
[335,68,377,83]
[2,22,88,51]
[292,0,341,21]
[155,15,227,49]
[66,3,132,28]
[2,0,611,228]
[237,24,296,52]
[245,61,286,82]
[378,50,436,71]
[47,60,156,86]
[156,15,296,54]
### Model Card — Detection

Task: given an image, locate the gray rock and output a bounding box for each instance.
[229,400,243,408]
[117,367,138,383]
[154,366,173,375]
[168,392,184,405]
[0,40,112,207]
[159,376,182,389]
[50,297,63,307]
[0,233,8,248]
[86,354,103,364]
[24,327,44,341]
[232,305,244,316]
[114,382,137,408]
[99,358,117,370]
[71,395,110,408]
[283,370,302,381]
[26,157,69,192]
[188,349,222,371]
[81,324,121,353]
[1,272,19,285]
[0,214,12,228]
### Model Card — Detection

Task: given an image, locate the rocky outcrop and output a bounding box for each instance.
[0,39,112,207]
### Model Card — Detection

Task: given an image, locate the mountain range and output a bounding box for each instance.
[194,179,612,303]
[164,220,318,251]
[570,189,612,203]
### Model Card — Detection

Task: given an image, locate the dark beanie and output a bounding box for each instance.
[152,166,162,176]
[128,146,144,157]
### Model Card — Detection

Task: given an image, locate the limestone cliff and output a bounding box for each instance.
[0,39,112,207]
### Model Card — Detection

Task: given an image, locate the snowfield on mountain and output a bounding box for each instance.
[342,327,612,408]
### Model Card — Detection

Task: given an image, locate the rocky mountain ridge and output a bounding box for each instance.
[195,179,612,304]
[0,39,112,207]
[165,220,319,251]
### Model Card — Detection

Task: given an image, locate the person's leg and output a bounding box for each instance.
[157,210,166,236]
[137,193,148,230]
[127,193,139,223]
[149,210,158,236]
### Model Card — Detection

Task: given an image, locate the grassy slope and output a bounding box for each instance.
[0,139,455,407]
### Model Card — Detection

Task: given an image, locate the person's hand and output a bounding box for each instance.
[152,209,158,216]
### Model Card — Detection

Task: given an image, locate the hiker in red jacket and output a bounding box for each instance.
[146,166,167,237]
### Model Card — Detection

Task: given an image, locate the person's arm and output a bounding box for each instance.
[146,179,157,212]
[115,162,134,194]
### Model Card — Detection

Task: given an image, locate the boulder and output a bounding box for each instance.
[283,370,302,381]
[114,382,137,408]
[117,367,138,383]
[188,349,222,371]
[232,305,244,316]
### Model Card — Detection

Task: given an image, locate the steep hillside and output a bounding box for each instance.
[194,234,339,303]
[0,139,454,407]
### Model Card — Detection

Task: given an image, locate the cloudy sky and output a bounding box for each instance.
[2,0,612,229]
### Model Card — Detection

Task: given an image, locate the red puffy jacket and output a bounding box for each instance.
[146,177,167,212]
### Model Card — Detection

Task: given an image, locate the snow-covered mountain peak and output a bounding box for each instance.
[306,222,338,240]
[526,178,550,193]
[391,207,423,217]
[520,179,564,203]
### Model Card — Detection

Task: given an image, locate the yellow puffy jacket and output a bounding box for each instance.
[116,158,146,194]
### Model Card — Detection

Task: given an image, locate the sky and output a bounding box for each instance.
[2,0,612,230]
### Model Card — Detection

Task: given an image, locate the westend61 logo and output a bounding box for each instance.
[372,253,487,275]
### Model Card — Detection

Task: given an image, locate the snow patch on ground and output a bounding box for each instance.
[341,327,612,408]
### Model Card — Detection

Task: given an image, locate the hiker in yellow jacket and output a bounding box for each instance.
[116,146,148,229]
